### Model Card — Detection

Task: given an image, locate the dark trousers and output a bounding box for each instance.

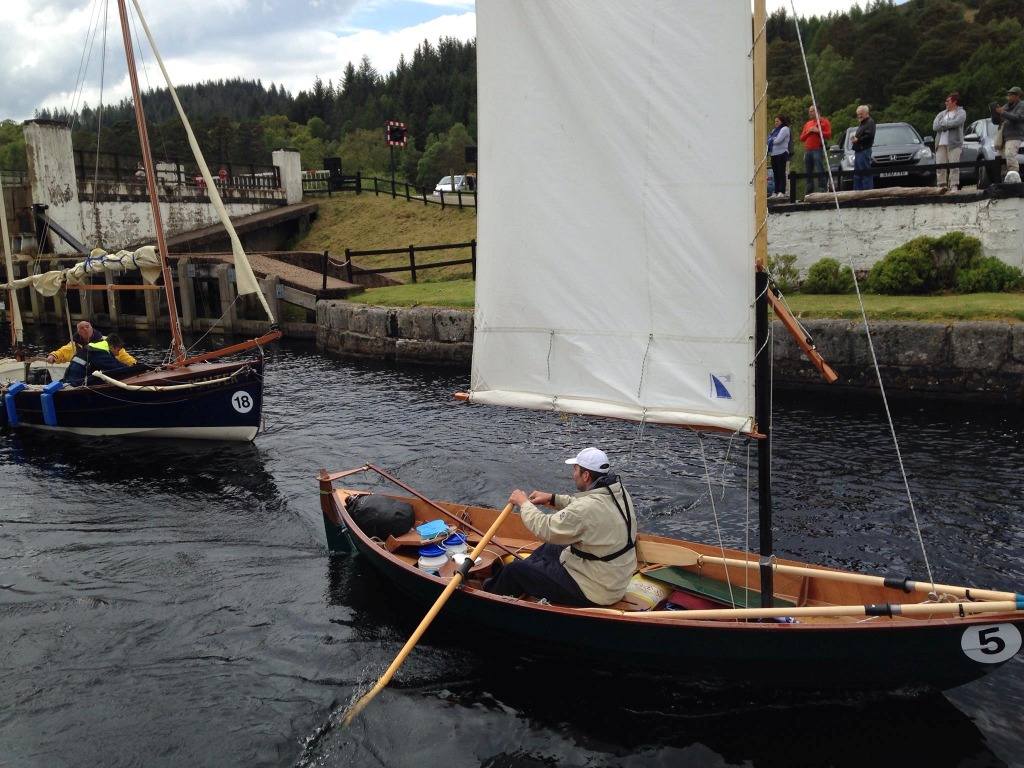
[853,148,873,190]
[770,153,788,194]
[485,543,595,607]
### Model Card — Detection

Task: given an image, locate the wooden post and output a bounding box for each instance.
[177,257,196,332]
[322,249,328,291]
[105,271,120,328]
[345,248,354,283]
[143,281,161,332]
[216,262,237,335]
[471,239,477,280]
[261,274,281,328]
[409,245,417,284]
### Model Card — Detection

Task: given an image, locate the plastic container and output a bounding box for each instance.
[624,573,671,610]
[442,532,468,556]
[417,544,449,570]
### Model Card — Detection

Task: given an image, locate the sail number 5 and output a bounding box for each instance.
[961,624,1022,664]
[231,391,255,414]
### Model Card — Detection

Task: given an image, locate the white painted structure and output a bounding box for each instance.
[23,120,300,254]
[767,195,1024,272]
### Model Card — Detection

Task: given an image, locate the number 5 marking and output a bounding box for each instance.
[961,624,1022,664]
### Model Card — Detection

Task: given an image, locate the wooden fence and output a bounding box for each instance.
[339,240,476,284]
[303,172,476,210]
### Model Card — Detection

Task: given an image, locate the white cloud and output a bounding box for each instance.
[0,0,868,123]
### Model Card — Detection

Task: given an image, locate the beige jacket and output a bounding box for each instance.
[520,478,637,605]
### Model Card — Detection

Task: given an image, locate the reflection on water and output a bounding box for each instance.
[1,332,1022,767]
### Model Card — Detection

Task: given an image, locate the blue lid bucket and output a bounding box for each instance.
[417,544,448,570]
[442,532,468,555]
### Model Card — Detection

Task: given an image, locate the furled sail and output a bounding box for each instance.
[471,0,757,433]
[0,247,162,297]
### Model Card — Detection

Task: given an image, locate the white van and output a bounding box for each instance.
[434,174,475,194]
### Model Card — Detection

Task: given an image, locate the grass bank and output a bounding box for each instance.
[295,194,1024,320]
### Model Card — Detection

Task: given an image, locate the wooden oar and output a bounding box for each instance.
[636,538,1022,603]
[582,597,1024,623]
[343,502,515,725]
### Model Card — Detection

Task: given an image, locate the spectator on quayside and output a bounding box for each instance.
[993,86,1024,178]
[932,92,967,190]
[485,447,637,607]
[851,105,876,191]
[799,104,832,196]
[46,321,137,366]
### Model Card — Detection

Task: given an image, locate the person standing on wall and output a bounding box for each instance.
[992,86,1024,180]
[933,93,967,190]
[850,105,876,191]
[767,114,791,198]
[799,105,832,197]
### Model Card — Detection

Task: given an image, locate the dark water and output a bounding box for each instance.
[1,331,1022,767]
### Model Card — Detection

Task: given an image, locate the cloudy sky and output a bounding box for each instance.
[1,0,873,123]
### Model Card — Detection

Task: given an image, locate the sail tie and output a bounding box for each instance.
[636,334,653,399]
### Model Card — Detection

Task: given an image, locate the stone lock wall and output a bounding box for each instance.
[317,301,1024,401]
[773,319,1024,401]
[316,301,473,365]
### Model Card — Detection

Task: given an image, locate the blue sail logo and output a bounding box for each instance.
[710,373,733,400]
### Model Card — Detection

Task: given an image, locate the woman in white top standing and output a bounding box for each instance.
[767,114,792,198]
[932,92,967,190]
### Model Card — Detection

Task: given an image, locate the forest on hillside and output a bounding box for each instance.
[2,0,1023,189]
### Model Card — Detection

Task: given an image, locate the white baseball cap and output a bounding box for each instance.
[565,447,610,473]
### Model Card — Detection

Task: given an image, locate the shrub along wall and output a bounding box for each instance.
[317,301,1024,402]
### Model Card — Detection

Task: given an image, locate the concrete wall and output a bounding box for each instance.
[273,148,303,205]
[316,301,1024,401]
[768,194,1024,272]
[24,120,290,254]
[317,301,473,366]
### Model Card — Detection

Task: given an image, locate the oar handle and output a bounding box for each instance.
[343,502,515,725]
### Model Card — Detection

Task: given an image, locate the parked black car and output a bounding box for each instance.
[959,118,1024,188]
[828,122,936,190]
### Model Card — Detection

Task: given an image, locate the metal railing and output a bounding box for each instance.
[781,157,1003,203]
[72,150,280,190]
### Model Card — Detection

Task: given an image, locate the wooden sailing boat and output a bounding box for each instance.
[0,0,280,440]
[318,0,1024,691]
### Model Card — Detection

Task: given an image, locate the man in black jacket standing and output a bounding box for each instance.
[851,105,876,191]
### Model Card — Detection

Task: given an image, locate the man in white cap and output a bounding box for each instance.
[485,447,637,606]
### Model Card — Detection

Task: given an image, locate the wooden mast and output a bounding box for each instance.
[752,0,774,607]
[116,0,186,363]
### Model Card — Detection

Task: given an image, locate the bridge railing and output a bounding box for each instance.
[72,150,281,190]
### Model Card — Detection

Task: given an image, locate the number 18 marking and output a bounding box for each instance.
[232,391,254,414]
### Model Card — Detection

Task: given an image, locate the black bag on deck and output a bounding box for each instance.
[346,494,415,539]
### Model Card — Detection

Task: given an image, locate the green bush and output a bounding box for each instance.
[956,257,1024,293]
[767,253,801,294]
[868,232,986,294]
[868,237,936,294]
[802,257,856,294]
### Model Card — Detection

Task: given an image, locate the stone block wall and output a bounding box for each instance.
[773,319,1024,401]
[316,301,473,366]
[317,301,1024,401]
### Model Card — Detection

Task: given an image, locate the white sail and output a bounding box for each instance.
[471,0,757,433]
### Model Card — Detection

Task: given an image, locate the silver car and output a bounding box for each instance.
[959,118,1024,188]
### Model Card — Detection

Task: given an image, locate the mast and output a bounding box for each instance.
[752,0,774,606]
[116,0,187,363]
[0,173,23,345]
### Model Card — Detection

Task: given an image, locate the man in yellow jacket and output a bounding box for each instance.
[45,321,136,366]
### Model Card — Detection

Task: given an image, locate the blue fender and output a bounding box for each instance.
[4,381,27,426]
[41,381,64,426]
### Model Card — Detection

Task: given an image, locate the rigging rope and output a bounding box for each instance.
[788,2,937,591]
